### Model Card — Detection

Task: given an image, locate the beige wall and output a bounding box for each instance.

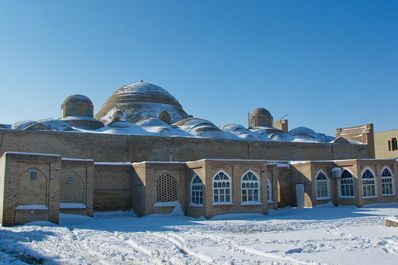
[291,159,398,209]
[0,152,61,226]
[60,158,94,216]
[0,130,371,164]
[93,163,133,211]
[272,165,292,208]
[375,130,398,159]
[186,160,268,218]
[133,162,187,216]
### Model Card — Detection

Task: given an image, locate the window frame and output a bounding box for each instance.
[361,167,377,199]
[339,169,355,198]
[240,170,261,205]
[212,170,233,206]
[315,170,330,200]
[190,174,204,207]
[381,166,395,196]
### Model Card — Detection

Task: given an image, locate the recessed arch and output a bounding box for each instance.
[18,166,48,206]
[60,170,86,203]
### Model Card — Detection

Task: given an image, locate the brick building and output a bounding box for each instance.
[0,81,397,226]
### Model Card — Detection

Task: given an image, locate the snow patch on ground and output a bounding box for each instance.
[1,205,398,264]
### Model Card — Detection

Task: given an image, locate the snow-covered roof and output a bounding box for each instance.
[5,116,340,144]
[136,118,192,137]
[95,81,189,124]
[174,118,238,139]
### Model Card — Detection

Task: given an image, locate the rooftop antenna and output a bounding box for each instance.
[280,113,288,122]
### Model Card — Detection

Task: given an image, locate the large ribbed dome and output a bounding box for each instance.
[95,81,189,124]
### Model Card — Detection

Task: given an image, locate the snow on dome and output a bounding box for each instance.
[289,127,316,136]
[95,81,189,124]
[136,118,192,137]
[38,119,74,131]
[92,120,154,136]
[222,124,263,140]
[174,118,238,139]
[12,120,38,130]
[269,127,335,143]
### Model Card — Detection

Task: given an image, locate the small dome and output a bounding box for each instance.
[250,108,272,117]
[136,118,192,137]
[12,120,50,131]
[289,127,316,136]
[62,94,93,106]
[174,118,236,139]
[95,81,189,124]
[222,123,263,141]
[248,107,273,128]
[38,119,74,131]
[12,120,39,130]
[62,94,94,118]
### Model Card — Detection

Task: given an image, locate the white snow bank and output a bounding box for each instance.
[386,216,398,222]
[154,201,180,207]
[2,204,398,265]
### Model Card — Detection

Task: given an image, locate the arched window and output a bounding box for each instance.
[340,170,354,198]
[191,175,204,206]
[362,169,376,198]
[241,171,260,204]
[156,173,177,202]
[381,167,394,196]
[267,179,273,203]
[316,171,329,200]
[213,171,232,205]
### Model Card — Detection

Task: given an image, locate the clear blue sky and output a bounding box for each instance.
[0,0,397,135]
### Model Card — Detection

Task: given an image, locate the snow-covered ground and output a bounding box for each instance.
[1,204,398,265]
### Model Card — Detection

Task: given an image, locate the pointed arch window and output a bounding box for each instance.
[213,171,232,205]
[362,169,376,198]
[381,168,394,196]
[316,172,329,200]
[241,171,260,204]
[340,170,355,198]
[190,175,204,206]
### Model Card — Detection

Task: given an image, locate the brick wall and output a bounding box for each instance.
[0,130,371,163]
[93,163,133,211]
[0,152,61,226]
[60,158,94,216]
